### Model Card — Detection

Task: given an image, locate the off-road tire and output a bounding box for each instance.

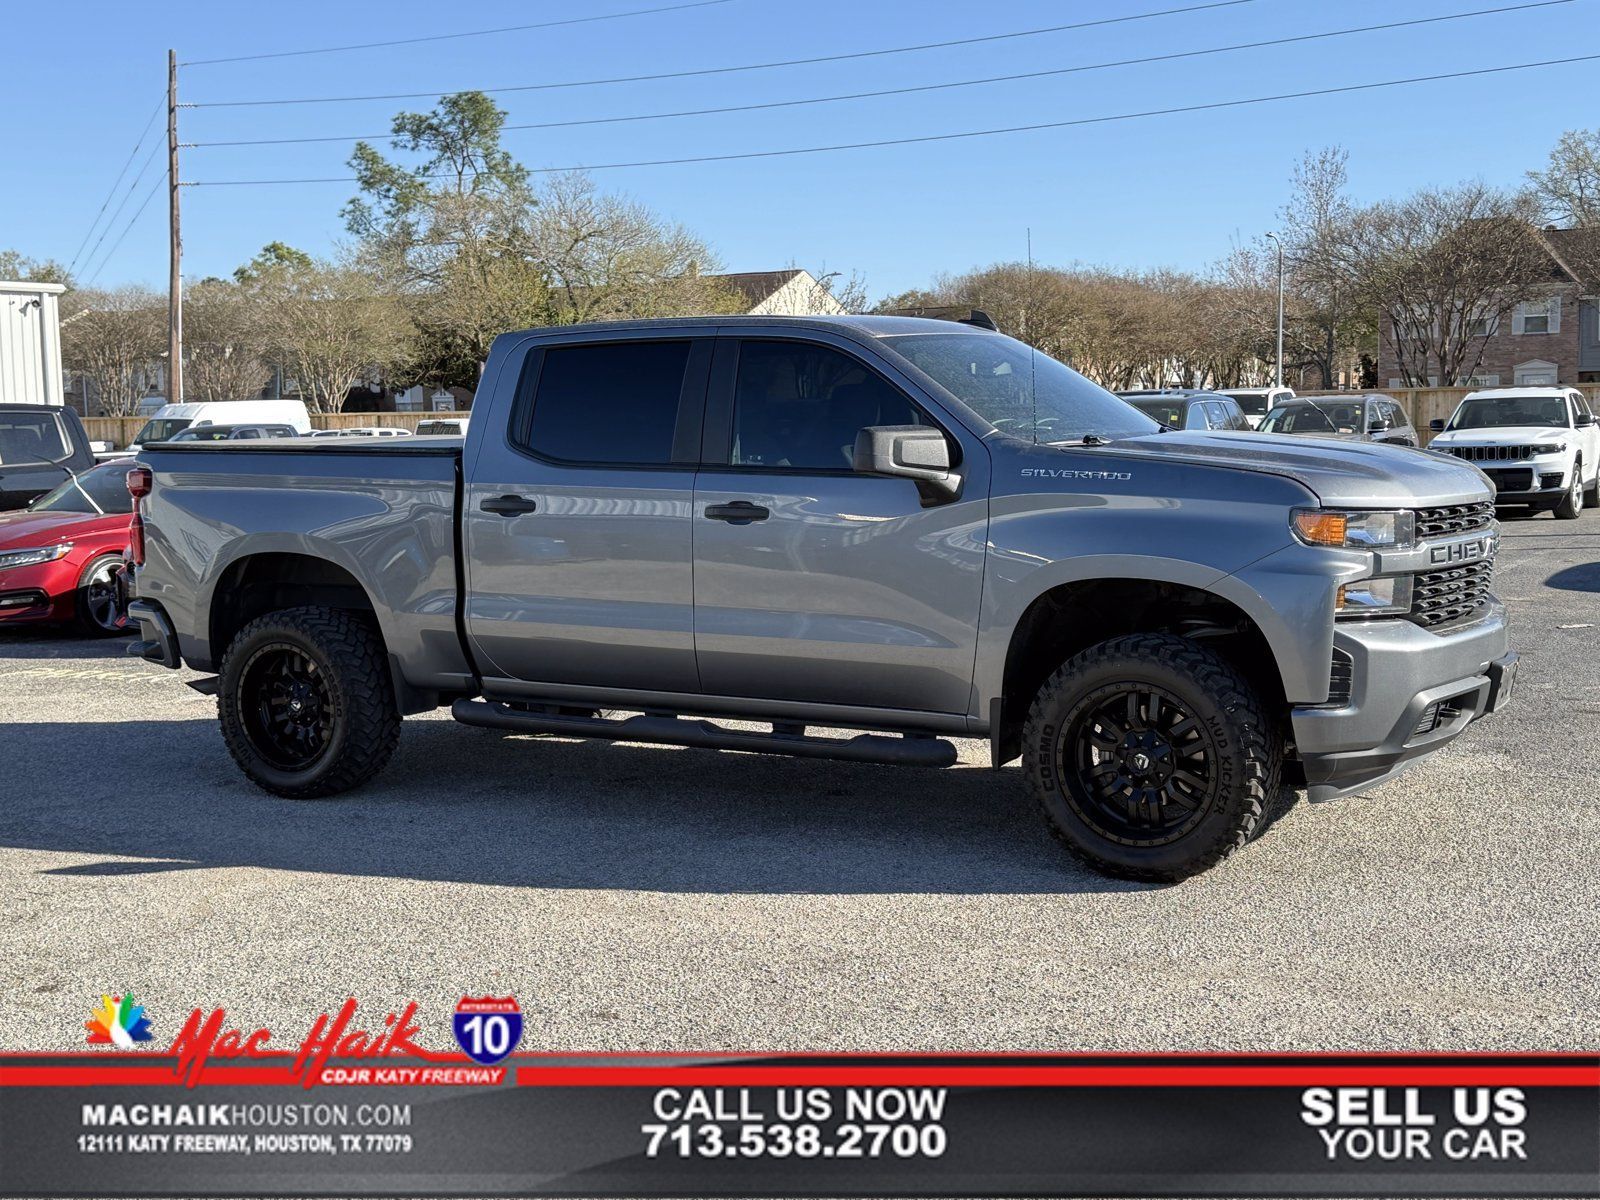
[1554,458,1583,520]
[1022,633,1281,882]
[73,554,128,637]
[218,606,400,799]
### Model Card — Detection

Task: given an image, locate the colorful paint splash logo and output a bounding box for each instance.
[85,993,154,1048]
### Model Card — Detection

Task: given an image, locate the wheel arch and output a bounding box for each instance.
[985,568,1295,766]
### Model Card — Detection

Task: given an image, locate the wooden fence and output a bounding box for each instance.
[81,410,473,449]
[1296,386,1600,446]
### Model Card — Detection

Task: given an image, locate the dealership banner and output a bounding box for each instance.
[1,1004,1596,1196]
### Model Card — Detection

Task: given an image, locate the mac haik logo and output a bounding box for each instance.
[168,998,426,1087]
[453,996,523,1065]
[85,993,154,1047]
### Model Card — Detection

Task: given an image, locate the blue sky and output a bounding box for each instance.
[5,0,1593,301]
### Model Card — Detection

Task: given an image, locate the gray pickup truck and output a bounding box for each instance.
[123,316,1516,881]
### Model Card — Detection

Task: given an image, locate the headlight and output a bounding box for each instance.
[1292,509,1415,550]
[1535,442,1569,456]
[0,542,73,572]
[1336,575,1413,617]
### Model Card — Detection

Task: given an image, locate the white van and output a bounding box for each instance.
[129,401,312,451]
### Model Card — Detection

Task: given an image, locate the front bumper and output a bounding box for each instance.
[0,560,76,624]
[1291,600,1513,801]
[1480,462,1572,505]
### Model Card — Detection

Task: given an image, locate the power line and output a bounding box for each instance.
[181,0,739,66]
[74,138,165,280]
[82,173,165,287]
[185,1,1574,149]
[185,53,1600,186]
[65,94,165,275]
[185,0,1258,107]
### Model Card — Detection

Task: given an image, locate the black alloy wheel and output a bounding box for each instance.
[1062,683,1219,846]
[239,644,336,771]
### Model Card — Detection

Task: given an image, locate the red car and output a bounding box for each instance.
[0,460,134,636]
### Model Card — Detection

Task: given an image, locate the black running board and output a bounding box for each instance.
[451,699,958,768]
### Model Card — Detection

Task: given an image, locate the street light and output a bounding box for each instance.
[1264,231,1284,388]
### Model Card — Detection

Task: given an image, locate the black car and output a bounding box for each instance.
[1115,390,1253,432]
[0,404,97,512]
[163,424,301,442]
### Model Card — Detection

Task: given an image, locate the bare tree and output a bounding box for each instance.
[60,287,164,415]
[1330,183,1555,385]
[245,258,408,413]
[184,278,270,403]
[1526,127,1600,282]
[534,174,742,323]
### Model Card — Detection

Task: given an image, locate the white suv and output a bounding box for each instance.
[1430,387,1600,519]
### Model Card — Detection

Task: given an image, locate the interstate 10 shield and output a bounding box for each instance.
[452,996,523,1065]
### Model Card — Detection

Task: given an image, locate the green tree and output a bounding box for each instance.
[0,248,72,285]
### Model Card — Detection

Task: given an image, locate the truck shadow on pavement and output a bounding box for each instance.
[0,717,1300,895]
[1544,562,1600,592]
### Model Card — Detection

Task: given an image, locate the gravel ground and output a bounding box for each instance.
[1,507,1597,1053]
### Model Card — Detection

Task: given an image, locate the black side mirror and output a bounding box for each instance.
[1577,412,1596,428]
[853,425,959,501]
[1429,418,1446,432]
[1368,420,1388,433]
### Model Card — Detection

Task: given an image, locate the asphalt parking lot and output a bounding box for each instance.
[2,507,1597,1054]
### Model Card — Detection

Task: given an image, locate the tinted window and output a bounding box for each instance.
[883,333,1158,442]
[135,418,191,443]
[1219,400,1249,430]
[526,341,691,465]
[1130,399,1185,428]
[29,461,135,514]
[732,341,925,470]
[0,411,70,464]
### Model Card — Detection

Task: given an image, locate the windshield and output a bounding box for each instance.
[1448,396,1569,430]
[27,462,134,515]
[1220,392,1270,416]
[0,411,71,465]
[1260,401,1361,435]
[882,333,1158,442]
[1129,399,1185,428]
[135,418,192,443]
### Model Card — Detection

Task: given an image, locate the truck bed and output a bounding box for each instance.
[134,438,471,698]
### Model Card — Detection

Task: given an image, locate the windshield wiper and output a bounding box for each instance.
[1049,432,1115,447]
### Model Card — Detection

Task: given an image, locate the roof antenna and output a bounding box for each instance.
[1027,227,1038,444]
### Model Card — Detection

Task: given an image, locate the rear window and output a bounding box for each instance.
[1222,392,1269,417]
[135,418,192,443]
[0,411,71,464]
[29,461,135,514]
[519,341,691,465]
[1130,399,1185,428]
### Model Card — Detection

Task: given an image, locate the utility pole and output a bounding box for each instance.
[167,48,183,404]
[1265,231,1284,388]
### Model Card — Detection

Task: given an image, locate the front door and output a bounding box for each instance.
[463,335,711,694]
[692,336,988,716]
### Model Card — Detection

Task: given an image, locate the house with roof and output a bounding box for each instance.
[1377,227,1600,388]
[712,269,848,317]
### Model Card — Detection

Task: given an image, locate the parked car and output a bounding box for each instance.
[308,426,414,438]
[1216,386,1295,429]
[1428,387,1600,518]
[0,404,97,511]
[122,316,1514,883]
[415,417,470,437]
[1259,395,1418,447]
[128,400,311,452]
[165,424,300,442]
[1116,390,1253,431]
[0,459,133,635]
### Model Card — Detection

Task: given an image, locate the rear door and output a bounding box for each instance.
[463,333,711,694]
[691,333,988,716]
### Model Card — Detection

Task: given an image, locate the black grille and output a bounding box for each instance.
[1327,647,1355,707]
[1444,445,1546,462]
[1483,467,1534,493]
[1409,558,1495,628]
[1413,502,1494,539]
